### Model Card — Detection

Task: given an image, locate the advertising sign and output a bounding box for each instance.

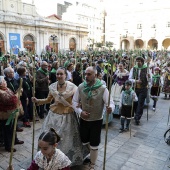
[9,33,21,54]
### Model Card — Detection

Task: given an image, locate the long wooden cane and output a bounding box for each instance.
[8,78,23,170]
[31,55,36,160]
[103,57,113,170]
[167,106,170,126]
[146,52,150,121]
[130,75,137,138]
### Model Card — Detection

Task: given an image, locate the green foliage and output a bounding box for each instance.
[95,42,102,48]
[106,41,113,47]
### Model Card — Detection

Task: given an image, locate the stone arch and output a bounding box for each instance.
[69,37,76,51]
[0,33,5,56]
[148,39,158,50]
[23,34,36,52]
[121,39,130,50]
[49,35,58,53]
[162,38,170,49]
[134,39,144,49]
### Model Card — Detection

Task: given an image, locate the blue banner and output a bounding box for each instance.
[9,33,21,54]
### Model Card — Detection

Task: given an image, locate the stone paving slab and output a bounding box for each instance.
[0,94,170,170]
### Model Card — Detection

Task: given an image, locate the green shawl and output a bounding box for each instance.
[38,67,49,75]
[83,79,103,99]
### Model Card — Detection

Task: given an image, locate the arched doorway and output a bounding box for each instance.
[148,39,158,50]
[23,34,35,52]
[0,34,5,56]
[69,38,76,51]
[162,38,170,49]
[121,39,130,50]
[135,39,144,49]
[49,35,58,53]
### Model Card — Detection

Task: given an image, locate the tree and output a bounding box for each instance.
[95,42,102,48]
[106,41,113,47]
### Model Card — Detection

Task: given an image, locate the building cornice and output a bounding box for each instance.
[0,13,88,33]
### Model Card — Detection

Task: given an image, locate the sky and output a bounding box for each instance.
[21,0,107,16]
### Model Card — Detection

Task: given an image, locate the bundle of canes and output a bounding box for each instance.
[31,55,36,160]
[103,55,114,170]
[8,78,23,170]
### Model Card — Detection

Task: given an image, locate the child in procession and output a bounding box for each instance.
[27,128,71,170]
[150,67,162,111]
[119,80,138,133]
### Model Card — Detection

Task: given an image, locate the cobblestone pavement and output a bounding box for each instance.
[0,94,170,170]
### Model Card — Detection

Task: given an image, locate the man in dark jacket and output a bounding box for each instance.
[36,61,50,119]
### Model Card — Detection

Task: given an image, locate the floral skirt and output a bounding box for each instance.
[39,110,89,166]
[162,79,170,94]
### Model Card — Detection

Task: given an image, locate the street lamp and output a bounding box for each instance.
[50,34,57,53]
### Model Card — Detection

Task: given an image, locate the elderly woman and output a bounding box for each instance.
[32,67,89,166]
[0,76,18,152]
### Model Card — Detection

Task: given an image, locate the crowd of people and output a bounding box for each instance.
[0,49,170,170]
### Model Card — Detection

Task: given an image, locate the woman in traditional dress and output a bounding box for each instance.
[32,67,88,167]
[162,62,170,99]
[111,62,129,115]
[150,67,162,111]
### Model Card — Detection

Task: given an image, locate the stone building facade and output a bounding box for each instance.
[0,0,88,55]
[105,0,170,50]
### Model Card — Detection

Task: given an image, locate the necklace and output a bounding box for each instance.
[58,82,65,88]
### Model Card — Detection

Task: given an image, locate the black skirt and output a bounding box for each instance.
[121,104,134,118]
[151,86,160,96]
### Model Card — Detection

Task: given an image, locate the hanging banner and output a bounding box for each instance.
[9,33,21,54]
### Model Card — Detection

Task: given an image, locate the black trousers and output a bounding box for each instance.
[134,88,147,121]
[79,118,103,147]
[27,96,33,120]
[0,119,14,150]
[21,98,29,122]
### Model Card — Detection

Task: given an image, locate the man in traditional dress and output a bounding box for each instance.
[72,66,115,170]
[129,56,151,125]
[162,62,170,99]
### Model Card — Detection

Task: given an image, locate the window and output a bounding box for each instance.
[166,22,170,27]
[151,24,156,28]
[137,24,142,29]
[24,35,34,41]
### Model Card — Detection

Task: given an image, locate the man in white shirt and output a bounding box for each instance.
[129,56,151,125]
[72,66,114,170]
